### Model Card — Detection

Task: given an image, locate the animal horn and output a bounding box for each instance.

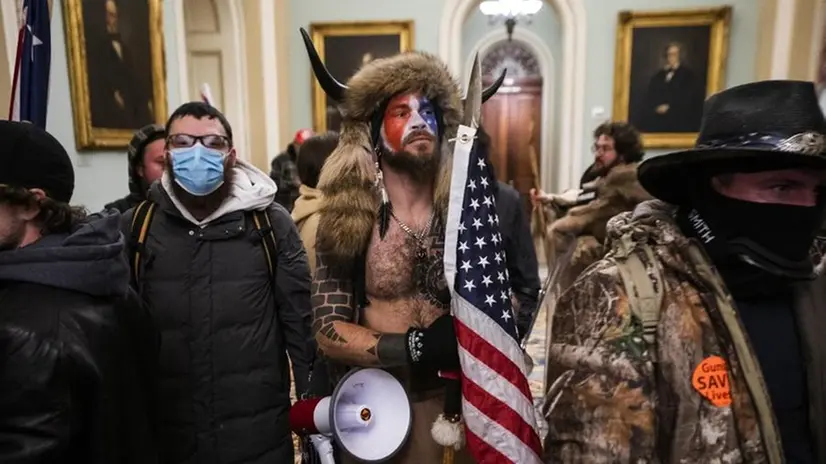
[482,69,507,102]
[299,27,347,103]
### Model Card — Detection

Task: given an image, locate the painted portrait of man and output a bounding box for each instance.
[82,0,154,130]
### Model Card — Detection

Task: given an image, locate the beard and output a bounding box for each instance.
[166,159,235,220]
[381,131,440,184]
[0,215,26,252]
[592,159,618,178]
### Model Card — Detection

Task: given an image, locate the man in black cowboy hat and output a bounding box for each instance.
[543,80,826,463]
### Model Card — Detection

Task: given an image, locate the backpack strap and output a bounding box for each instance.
[130,200,157,287]
[252,209,278,281]
[612,241,665,358]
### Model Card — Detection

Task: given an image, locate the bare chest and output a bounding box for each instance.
[363,222,450,330]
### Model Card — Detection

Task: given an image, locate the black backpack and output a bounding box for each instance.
[128,200,278,286]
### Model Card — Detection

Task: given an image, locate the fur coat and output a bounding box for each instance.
[543,162,652,291]
[314,52,461,270]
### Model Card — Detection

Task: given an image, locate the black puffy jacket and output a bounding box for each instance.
[0,212,158,463]
[124,167,314,464]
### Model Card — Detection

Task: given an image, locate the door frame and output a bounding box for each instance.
[467,29,558,192]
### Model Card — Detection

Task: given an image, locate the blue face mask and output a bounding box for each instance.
[170,144,226,196]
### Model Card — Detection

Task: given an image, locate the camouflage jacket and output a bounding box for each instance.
[544,200,826,463]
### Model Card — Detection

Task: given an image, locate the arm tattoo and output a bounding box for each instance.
[310,260,354,344]
[311,255,409,367]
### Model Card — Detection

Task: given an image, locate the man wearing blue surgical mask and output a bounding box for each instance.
[121,102,315,464]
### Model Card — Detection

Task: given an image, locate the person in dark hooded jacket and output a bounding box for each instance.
[123,102,315,464]
[270,128,313,211]
[104,123,166,212]
[0,121,158,463]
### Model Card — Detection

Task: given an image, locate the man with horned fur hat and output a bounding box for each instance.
[299,29,504,462]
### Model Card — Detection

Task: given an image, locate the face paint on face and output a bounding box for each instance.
[380,93,439,153]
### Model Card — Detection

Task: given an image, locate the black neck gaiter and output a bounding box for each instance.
[676,185,823,298]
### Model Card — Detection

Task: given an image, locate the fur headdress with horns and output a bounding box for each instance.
[300,29,504,268]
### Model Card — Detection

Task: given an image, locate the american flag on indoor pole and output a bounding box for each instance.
[443,58,542,463]
[9,0,51,129]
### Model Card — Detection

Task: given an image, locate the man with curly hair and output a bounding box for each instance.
[532,121,652,291]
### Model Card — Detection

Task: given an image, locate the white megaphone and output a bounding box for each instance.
[290,368,412,463]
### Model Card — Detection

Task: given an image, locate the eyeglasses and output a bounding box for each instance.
[591,144,614,154]
[167,134,232,151]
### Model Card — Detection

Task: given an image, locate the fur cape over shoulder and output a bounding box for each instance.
[545,162,652,289]
[314,52,462,269]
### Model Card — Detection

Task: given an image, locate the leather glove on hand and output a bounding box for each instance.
[405,314,460,371]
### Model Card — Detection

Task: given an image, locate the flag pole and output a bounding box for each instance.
[200,83,214,107]
[442,447,454,464]
[8,1,25,120]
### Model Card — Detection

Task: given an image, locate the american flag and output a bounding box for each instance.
[444,125,542,463]
[9,0,51,129]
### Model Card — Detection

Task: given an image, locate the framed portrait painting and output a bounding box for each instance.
[309,21,414,133]
[612,7,731,148]
[63,0,167,150]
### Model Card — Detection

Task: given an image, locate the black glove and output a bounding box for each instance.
[405,314,460,371]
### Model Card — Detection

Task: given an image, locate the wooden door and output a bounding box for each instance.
[482,76,542,215]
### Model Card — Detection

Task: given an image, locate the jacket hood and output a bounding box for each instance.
[0,211,129,297]
[157,158,277,226]
[315,52,462,268]
[291,184,323,224]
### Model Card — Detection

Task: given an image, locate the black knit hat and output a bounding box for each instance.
[126,123,166,195]
[638,80,826,205]
[0,121,74,203]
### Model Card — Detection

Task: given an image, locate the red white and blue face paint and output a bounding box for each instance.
[380,93,438,153]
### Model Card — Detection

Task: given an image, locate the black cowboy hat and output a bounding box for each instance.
[638,80,826,205]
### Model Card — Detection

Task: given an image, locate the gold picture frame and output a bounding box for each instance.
[612,7,731,148]
[310,20,414,133]
[63,0,167,150]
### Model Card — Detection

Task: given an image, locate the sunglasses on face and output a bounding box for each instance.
[167,134,232,151]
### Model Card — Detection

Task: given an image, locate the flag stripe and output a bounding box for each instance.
[464,428,512,464]
[8,24,25,120]
[454,297,530,378]
[462,358,542,449]
[443,132,470,291]
[463,400,543,463]
[456,327,536,426]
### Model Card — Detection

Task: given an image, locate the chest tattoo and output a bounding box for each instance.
[415,221,450,310]
[365,219,451,310]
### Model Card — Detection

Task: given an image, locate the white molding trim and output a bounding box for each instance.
[464,29,557,192]
[1,0,19,81]
[259,0,281,160]
[227,1,251,161]
[172,0,190,108]
[569,0,587,190]
[440,0,587,190]
[811,0,825,80]
[771,0,797,78]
